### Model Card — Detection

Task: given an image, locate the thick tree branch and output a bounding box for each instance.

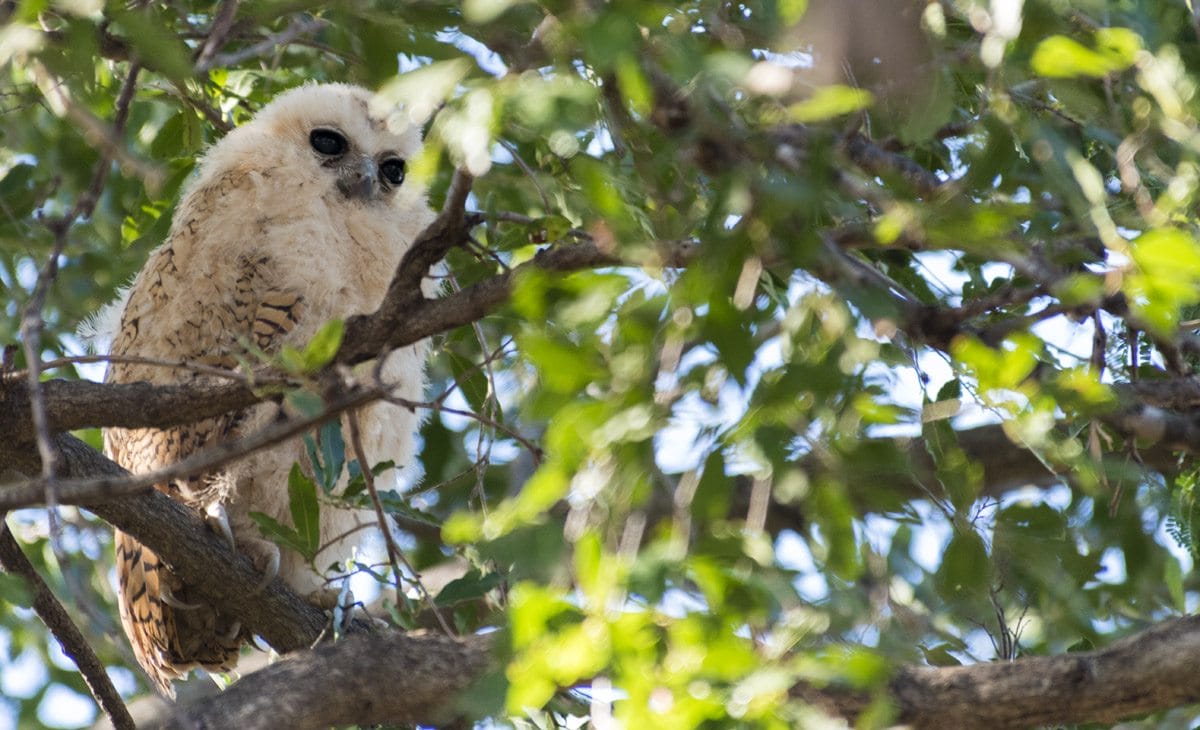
[0,378,261,445]
[151,632,493,729]
[11,434,330,652]
[803,614,1200,728]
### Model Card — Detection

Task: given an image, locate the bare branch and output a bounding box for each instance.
[194,0,242,70]
[0,518,135,730]
[195,16,329,73]
[839,130,946,197]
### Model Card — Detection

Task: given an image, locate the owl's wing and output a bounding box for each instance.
[106,174,304,696]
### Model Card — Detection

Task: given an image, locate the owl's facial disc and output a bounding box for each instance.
[337,154,380,200]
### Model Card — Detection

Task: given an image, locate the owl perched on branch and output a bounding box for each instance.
[93,83,435,696]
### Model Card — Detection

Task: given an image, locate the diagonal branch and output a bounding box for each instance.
[340,169,477,364]
[0,517,135,730]
[14,432,330,652]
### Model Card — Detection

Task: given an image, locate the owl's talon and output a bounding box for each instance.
[253,546,280,593]
[220,621,241,643]
[205,503,236,551]
[159,587,202,611]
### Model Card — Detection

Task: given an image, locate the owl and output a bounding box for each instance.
[93,83,436,696]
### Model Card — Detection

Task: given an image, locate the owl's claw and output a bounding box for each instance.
[253,546,280,593]
[159,587,202,611]
[220,621,241,643]
[205,503,236,551]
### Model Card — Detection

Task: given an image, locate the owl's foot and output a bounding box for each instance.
[238,537,281,593]
[306,587,341,611]
[204,505,278,592]
[254,548,280,593]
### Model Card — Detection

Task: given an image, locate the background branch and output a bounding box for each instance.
[802,615,1200,728]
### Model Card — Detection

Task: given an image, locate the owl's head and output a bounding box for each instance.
[198,83,426,208]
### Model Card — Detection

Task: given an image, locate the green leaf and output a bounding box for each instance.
[1031,31,1139,79]
[374,58,473,127]
[343,459,395,500]
[921,643,963,667]
[693,449,731,524]
[111,9,193,82]
[434,569,504,606]
[0,164,39,221]
[303,420,346,495]
[285,390,325,418]
[302,319,344,372]
[287,465,321,560]
[1127,228,1200,335]
[279,346,307,374]
[923,419,983,512]
[446,350,491,414]
[249,512,310,559]
[936,531,990,602]
[0,573,32,608]
[788,85,874,122]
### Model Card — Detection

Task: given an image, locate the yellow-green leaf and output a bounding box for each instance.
[302,319,344,372]
[788,85,874,122]
[1031,32,1138,78]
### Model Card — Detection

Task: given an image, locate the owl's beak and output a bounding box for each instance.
[337,155,379,200]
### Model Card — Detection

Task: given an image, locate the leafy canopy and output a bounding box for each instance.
[4,0,1200,727]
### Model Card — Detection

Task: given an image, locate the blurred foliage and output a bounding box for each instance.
[5,0,1200,728]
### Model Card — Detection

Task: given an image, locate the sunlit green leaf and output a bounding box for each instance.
[788,85,874,122]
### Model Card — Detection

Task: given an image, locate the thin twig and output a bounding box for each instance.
[498,139,551,211]
[385,394,541,460]
[194,0,243,70]
[196,16,329,72]
[450,271,505,512]
[9,353,291,386]
[345,410,455,635]
[0,517,135,730]
[21,62,144,541]
[27,61,163,191]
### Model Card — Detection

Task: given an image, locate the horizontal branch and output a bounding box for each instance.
[0,386,381,511]
[152,632,493,729]
[805,614,1200,728]
[0,378,261,445]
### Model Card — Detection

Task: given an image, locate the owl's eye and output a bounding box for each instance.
[380,158,406,186]
[310,129,347,156]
